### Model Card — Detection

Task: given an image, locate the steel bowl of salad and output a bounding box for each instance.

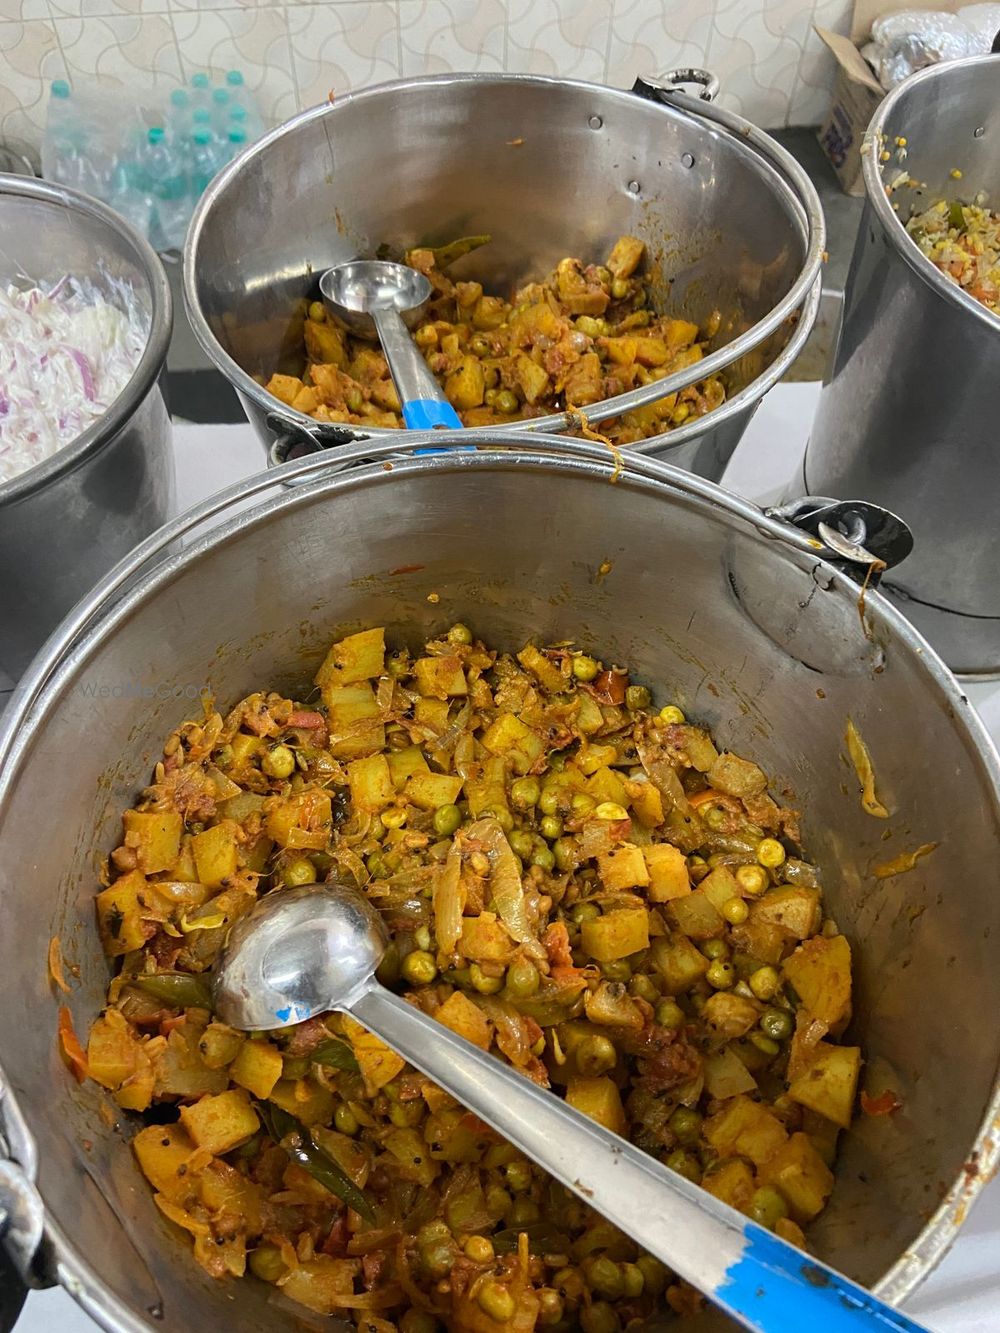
[0,173,173,680]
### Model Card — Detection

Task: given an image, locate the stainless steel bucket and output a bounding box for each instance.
[183,73,823,479]
[802,54,1000,677]
[0,435,997,1333]
[0,175,174,682]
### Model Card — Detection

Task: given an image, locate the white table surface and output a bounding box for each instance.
[11,383,1000,1332]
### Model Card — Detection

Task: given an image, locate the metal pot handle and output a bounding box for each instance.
[636,68,720,102]
[1,1072,52,1318]
[0,431,912,774]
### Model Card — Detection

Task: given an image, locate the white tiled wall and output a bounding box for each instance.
[0,0,853,153]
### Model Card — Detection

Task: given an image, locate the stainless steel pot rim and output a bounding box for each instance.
[2,437,998,1322]
[0,174,172,507]
[183,72,824,443]
[863,54,1000,338]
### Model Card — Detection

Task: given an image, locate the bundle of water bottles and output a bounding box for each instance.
[40,71,266,253]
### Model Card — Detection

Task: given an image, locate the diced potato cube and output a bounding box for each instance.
[516,644,564,693]
[649,934,708,992]
[607,235,645,280]
[758,1132,834,1222]
[733,916,788,966]
[459,912,514,962]
[787,1043,862,1130]
[435,991,492,1050]
[384,1125,439,1187]
[413,697,450,733]
[642,844,691,901]
[702,992,760,1040]
[676,726,719,773]
[265,791,332,849]
[699,865,741,913]
[279,1257,358,1315]
[581,907,650,962]
[122,811,183,875]
[586,766,629,807]
[324,682,379,727]
[405,771,465,811]
[341,1016,406,1096]
[576,693,605,735]
[782,935,852,1034]
[230,1039,283,1100]
[268,1077,335,1127]
[133,1123,199,1204]
[801,1108,841,1167]
[180,1089,259,1155]
[481,713,544,775]
[629,781,665,828]
[304,318,348,369]
[347,753,395,812]
[703,1158,755,1213]
[565,1075,627,1136]
[708,752,767,798]
[514,352,551,405]
[171,835,199,883]
[577,744,619,776]
[414,656,468,699]
[703,1048,758,1099]
[750,887,821,942]
[229,732,265,767]
[387,745,429,789]
[88,1009,145,1090]
[96,870,151,956]
[315,627,385,687]
[267,373,304,407]
[445,355,486,410]
[291,386,319,415]
[597,844,650,892]
[192,821,239,888]
[704,1095,788,1167]
[667,889,724,940]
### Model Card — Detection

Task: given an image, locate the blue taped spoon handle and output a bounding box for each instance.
[403,398,464,430]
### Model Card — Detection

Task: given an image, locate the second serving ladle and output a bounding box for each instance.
[319,260,463,431]
[213,881,928,1333]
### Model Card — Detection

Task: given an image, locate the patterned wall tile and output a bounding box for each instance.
[287,2,400,111]
[505,0,612,82]
[0,17,62,144]
[707,0,817,126]
[49,0,170,20]
[0,0,46,19]
[53,13,182,88]
[173,8,294,124]
[607,0,714,89]
[399,0,505,77]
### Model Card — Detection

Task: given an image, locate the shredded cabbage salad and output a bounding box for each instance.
[0,275,148,486]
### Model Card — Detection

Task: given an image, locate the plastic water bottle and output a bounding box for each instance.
[211,87,231,133]
[225,68,265,140]
[107,157,151,237]
[224,127,247,165]
[190,72,211,113]
[41,79,76,183]
[167,88,192,148]
[190,127,224,198]
[228,99,264,143]
[142,127,189,251]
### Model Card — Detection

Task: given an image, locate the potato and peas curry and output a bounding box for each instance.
[265,236,726,445]
[76,626,859,1331]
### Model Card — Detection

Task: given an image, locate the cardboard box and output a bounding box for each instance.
[815,1,962,195]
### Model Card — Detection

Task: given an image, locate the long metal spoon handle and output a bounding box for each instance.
[370,308,462,430]
[349,984,928,1333]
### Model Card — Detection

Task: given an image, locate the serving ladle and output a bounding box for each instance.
[214,882,928,1333]
[319,260,464,431]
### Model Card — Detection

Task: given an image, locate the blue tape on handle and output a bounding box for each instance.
[720,1224,931,1333]
[403,398,464,430]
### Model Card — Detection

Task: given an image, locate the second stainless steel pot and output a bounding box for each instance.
[802,54,1000,677]
[184,73,823,479]
[0,435,997,1333]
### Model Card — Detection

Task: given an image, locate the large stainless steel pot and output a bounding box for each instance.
[0,175,174,682]
[802,54,1000,677]
[0,434,997,1332]
[184,73,823,480]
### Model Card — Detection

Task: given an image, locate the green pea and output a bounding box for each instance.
[611,277,630,300]
[581,1302,619,1333]
[576,1034,617,1077]
[477,1281,516,1322]
[571,792,596,816]
[571,900,600,924]
[532,846,555,872]
[448,622,473,644]
[503,1159,532,1193]
[417,1220,451,1246]
[572,654,600,682]
[510,776,541,809]
[760,1008,793,1042]
[750,1185,789,1230]
[538,787,562,816]
[707,960,736,990]
[537,1290,564,1326]
[750,1031,780,1056]
[424,1242,455,1279]
[483,805,514,832]
[625,684,652,711]
[334,1103,359,1135]
[389,1099,424,1128]
[507,959,540,998]
[262,744,296,779]
[655,999,685,1028]
[585,1256,624,1300]
[621,1262,645,1298]
[401,949,438,986]
[636,1255,668,1297]
[282,856,316,888]
[495,389,519,415]
[433,804,462,837]
[469,334,492,358]
[539,814,563,841]
[601,958,632,983]
[665,1149,702,1183]
[470,963,504,995]
[749,965,780,1001]
[701,938,730,961]
[668,1106,703,1147]
[553,837,576,872]
[629,973,658,1003]
[249,1243,288,1283]
[508,829,535,860]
